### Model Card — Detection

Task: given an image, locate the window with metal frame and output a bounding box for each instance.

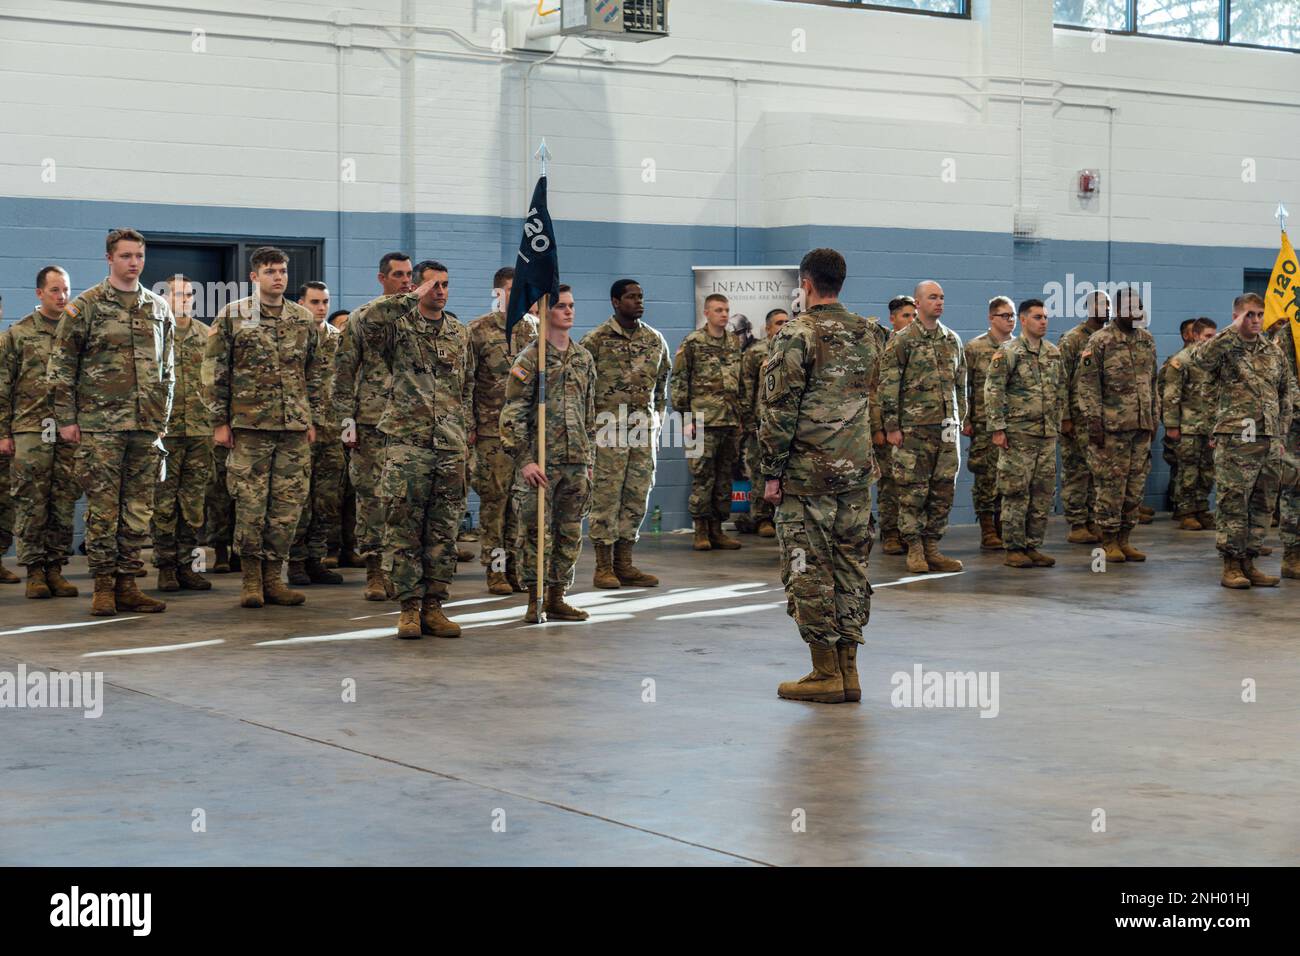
[1054,0,1300,51]
[772,0,969,19]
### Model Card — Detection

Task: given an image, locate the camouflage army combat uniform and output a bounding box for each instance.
[866,320,902,551]
[1162,342,1218,526]
[984,334,1065,561]
[739,337,774,535]
[467,309,538,591]
[1076,322,1157,560]
[964,331,1008,545]
[1267,320,1300,578]
[151,316,213,588]
[0,311,79,594]
[355,294,473,637]
[582,314,669,586]
[1157,355,1180,507]
[501,337,597,621]
[760,303,879,704]
[1185,325,1292,585]
[878,319,967,572]
[288,318,345,580]
[204,297,324,607]
[1057,321,1103,538]
[671,327,743,549]
[46,278,175,615]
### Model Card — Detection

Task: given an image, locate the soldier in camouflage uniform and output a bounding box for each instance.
[1266,313,1300,579]
[285,282,346,587]
[1076,287,1158,563]
[984,299,1065,568]
[0,265,79,597]
[354,264,473,639]
[1183,294,1293,588]
[47,228,174,616]
[333,253,413,599]
[151,275,213,592]
[963,296,1016,550]
[878,280,966,574]
[738,308,789,540]
[672,294,744,551]
[1162,317,1219,531]
[207,446,237,573]
[468,267,538,595]
[583,278,670,589]
[0,293,11,588]
[502,287,597,624]
[759,249,879,705]
[1158,319,1199,510]
[204,246,324,609]
[1057,292,1109,544]
[874,296,916,555]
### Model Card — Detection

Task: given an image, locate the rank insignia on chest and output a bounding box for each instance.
[766,373,776,393]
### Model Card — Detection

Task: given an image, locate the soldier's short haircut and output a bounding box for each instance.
[249,246,289,271]
[1178,318,1196,336]
[800,248,846,297]
[414,260,448,280]
[379,252,411,274]
[328,309,350,325]
[1192,317,1217,334]
[988,295,1015,313]
[610,278,640,300]
[765,308,789,324]
[166,273,193,286]
[298,280,328,300]
[1233,292,1264,313]
[493,267,515,289]
[106,228,146,255]
[704,293,729,307]
[888,295,915,314]
[1114,285,1143,315]
[557,284,573,296]
[1018,298,1046,316]
[36,265,69,289]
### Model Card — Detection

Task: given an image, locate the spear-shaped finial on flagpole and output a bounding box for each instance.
[535,138,551,177]
[1276,202,1290,233]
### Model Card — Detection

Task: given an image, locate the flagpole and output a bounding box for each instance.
[535,140,551,620]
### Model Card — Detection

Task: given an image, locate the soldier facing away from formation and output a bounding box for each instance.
[983,299,1065,568]
[47,228,175,617]
[582,278,670,588]
[760,248,880,705]
[738,308,789,539]
[501,286,599,624]
[964,295,1017,551]
[1162,317,1218,531]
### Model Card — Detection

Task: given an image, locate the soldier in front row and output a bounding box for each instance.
[501,286,598,624]
[983,299,1065,568]
[1161,317,1218,531]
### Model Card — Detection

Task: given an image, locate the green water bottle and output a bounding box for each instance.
[651,506,662,536]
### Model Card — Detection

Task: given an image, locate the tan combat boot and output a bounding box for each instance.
[1101,533,1126,563]
[757,519,776,538]
[262,560,306,606]
[905,538,929,574]
[115,573,166,613]
[176,565,211,590]
[363,555,388,602]
[44,563,78,598]
[922,538,963,572]
[421,592,461,638]
[90,573,117,616]
[777,644,845,704]
[1220,556,1250,589]
[1137,504,1154,524]
[306,558,343,585]
[1242,556,1280,588]
[240,560,264,608]
[25,565,51,599]
[614,540,659,587]
[881,529,905,555]
[486,568,513,595]
[978,514,1003,550]
[692,518,712,551]
[1066,524,1098,544]
[213,542,232,573]
[287,560,311,586]
[1117,529,1146,562]
[156,565,180,592]
[709,519,742,550]
[545,585,589,621]
[1004,549,1033,568]
[1282,546,1300,580]
[397,598,423,639]
[1026,548,1056,568]
[592,542,621,589]
[836,642,861,703]
[0,558,20,584]
[1178,514,1203,531]
[456,545,474,563]
[1086,521,1102,541]
[1197,511,1216,530]
[524,591,542,624]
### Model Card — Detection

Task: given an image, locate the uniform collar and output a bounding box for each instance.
[26,310,61,332]
[607,314,642,338]
[98,277,147,307]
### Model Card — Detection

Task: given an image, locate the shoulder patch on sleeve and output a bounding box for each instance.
[510,365,529,382]
[1170,357,1181,369]
[63,301,80,319]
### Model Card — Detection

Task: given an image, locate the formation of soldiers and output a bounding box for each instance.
[2,231,1298,661]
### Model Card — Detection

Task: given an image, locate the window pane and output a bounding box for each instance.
[1136,0,1222,41]
[1230,0,1300,49]
[852,0,965,12]
[1054,0,1129,30]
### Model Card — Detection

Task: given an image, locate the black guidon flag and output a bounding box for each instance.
[505,175,560,346]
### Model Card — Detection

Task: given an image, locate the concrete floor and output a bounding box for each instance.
[1,516,1297,866]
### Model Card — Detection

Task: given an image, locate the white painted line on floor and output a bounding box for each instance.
[658,601,786,621]
[0,617,143,637]
[461,612,636,630]
[256,627,393,646]
[874,571,964,588]
[348,596,510,620]
[82,639,225,657]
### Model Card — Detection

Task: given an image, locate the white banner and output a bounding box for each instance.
[691,264,800,350]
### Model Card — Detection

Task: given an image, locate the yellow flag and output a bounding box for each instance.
[1263,229,1300,374]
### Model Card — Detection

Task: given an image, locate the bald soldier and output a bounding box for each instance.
[878,280,966,574]
[873,295,916,555]
[1057,290,1108,543]
[738,308,789,539]
[963,295,1017,550]
[760,248,880,705]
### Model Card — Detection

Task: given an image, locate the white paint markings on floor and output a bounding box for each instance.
[658,601,786,621]
[255,627,394,646]
[348,595,509,621]
[874,571,964,588]
[82,639,225,657]
[0,617,143,637]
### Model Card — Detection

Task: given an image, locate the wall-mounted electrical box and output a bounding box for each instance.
[561,0,669,41]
